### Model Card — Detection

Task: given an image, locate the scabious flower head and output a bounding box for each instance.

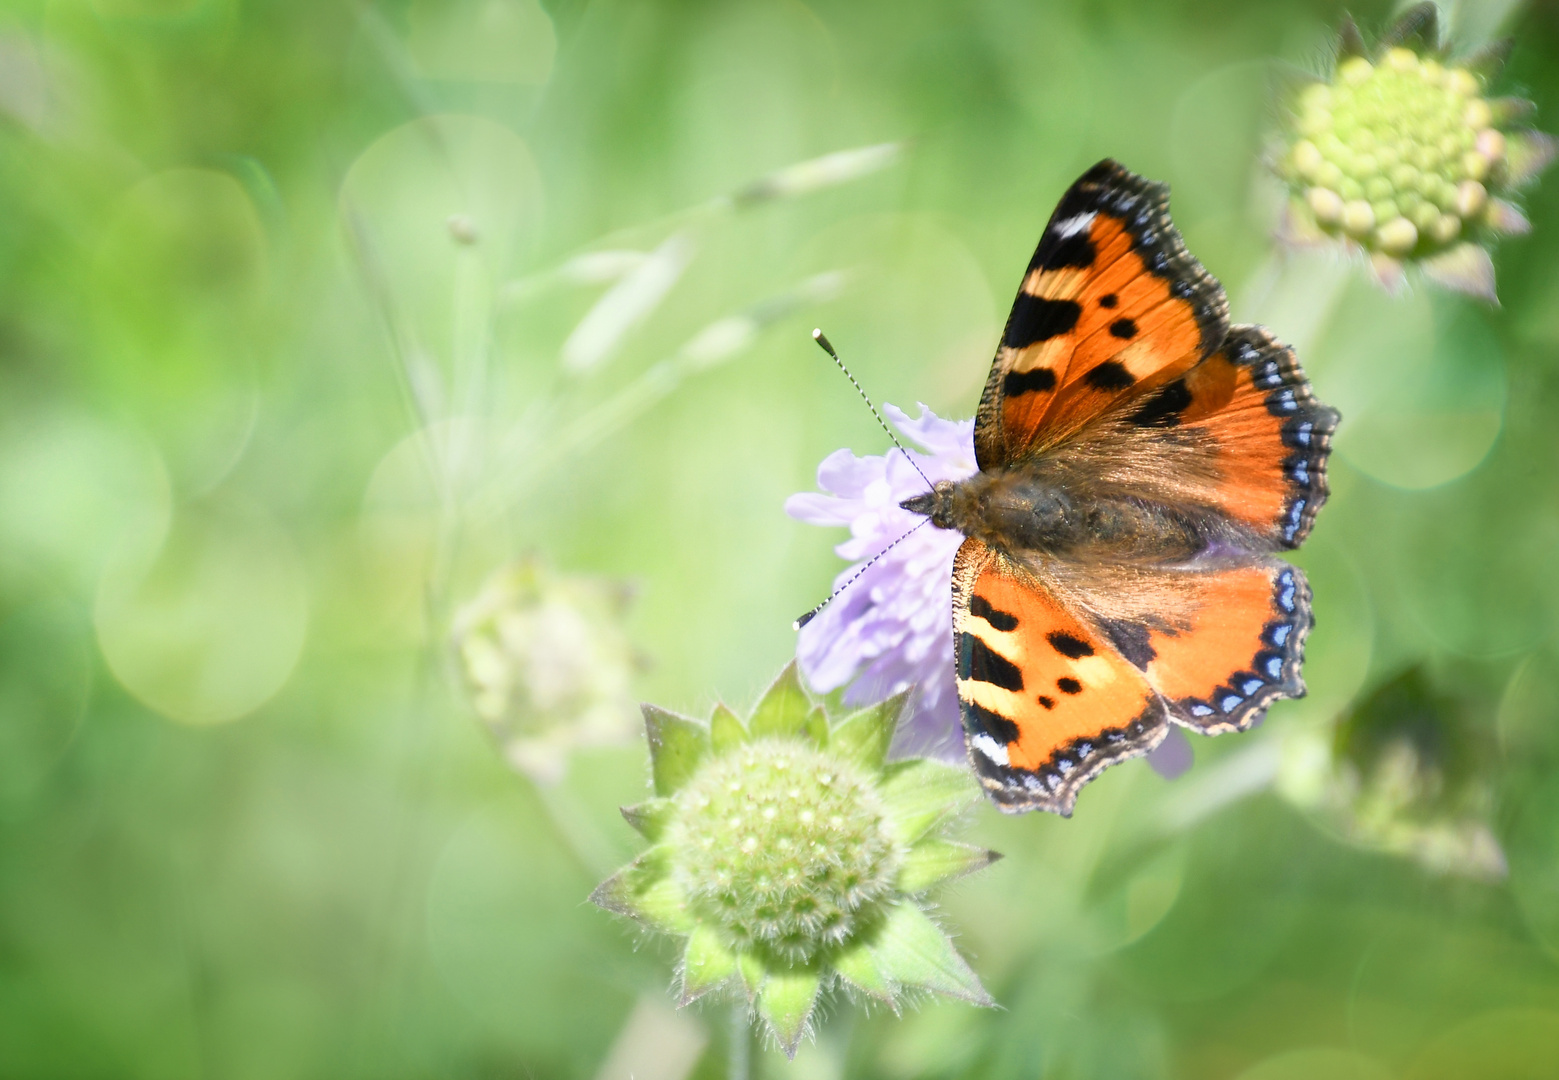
[591,663,996,1057]
[1276,665,1505,880]
[451,555,641,783]
[785,403,974,754]
[1276,3,1555,299]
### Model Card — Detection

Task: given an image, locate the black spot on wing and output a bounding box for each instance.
[1099,619,1157,670]
[969,594,1019,632]
[1057,677,1082,694]
[1030,230,1095,272]
[959,632,1024,692]
[1005,296,1081,349]
[962,698,1020,744]
[1038,695,1055,710]
[1109,318,1137,339]
[1083,360,1136,391]
[1001,367,1057,398]
[1127,378,1192,427]
[1099,293,1118,308]
[1046,631,1094,659]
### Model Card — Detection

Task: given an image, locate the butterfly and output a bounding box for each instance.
[899,159,1338,816]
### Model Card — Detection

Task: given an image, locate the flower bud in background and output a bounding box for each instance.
[1276,665,1505,881]
[1275,3,1555,299]
[591,662,997,1058]
[451,555,642,784]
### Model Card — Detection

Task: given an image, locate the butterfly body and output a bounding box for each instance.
[902,160,1339,817]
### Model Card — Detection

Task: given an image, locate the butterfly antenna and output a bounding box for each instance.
[793,518,929,630]
[812,329,934,490]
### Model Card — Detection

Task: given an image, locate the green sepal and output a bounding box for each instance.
[878,758,980,844]
[829,691,907,769]
[737,951,766,1001]
[1419,242,1496,303]
[620,798,674,841]
[643,704,709,796]
[747,661,811,738]
[1504,130,1558,187]
[757,966,822,1059]
[833,939,896,1004]
[870,902,992,1006]
[709,703,748,752]
[1380,2,1438,54]
[679,923,739,1004]
[802,706,829,749]
[896,838,1002,894]
[1489,96,1536,127]
[589,849,693,934]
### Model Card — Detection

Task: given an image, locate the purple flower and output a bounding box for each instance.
[787,402,1196,779]
[785,403,973,756]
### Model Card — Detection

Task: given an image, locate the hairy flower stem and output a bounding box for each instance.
[729,1003,751,1080]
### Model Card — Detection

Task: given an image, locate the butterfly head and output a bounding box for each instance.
[902,471,1081,555]
[899,480,957,529]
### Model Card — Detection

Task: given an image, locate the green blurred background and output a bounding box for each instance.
[4,0,1559,1076]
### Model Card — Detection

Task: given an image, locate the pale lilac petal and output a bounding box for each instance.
[790,403,976,756]
[1147,727,1194,779]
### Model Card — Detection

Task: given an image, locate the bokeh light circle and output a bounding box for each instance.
[94,500,308,726]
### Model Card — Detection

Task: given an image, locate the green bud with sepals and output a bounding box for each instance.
[591,662,997,1058]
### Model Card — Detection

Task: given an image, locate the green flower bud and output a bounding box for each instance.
[1276,4,1555,299]
[592,663,997,1057]
[1275,666,1505,881]
[452,556,643,783]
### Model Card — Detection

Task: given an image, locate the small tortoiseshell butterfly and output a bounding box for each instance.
[900,160,1339,816]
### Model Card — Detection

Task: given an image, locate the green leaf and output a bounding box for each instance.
[830,692,907,769]
[833,939,896,1004]
[679,924,738,1004]
[588,850,693,935]
[869,902,992,1006]
[620,798,674,841]
[896,838,1002,893]
[757,966,822,1058]
[643,704,709,796]
[747,661,811,738]
[737,951,766,1001]
[878,758,980,844]
[709,702,748,752]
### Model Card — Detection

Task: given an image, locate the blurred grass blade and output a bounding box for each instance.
[480,270,845,515]
[733,142,903,208]
[561,232,694,375]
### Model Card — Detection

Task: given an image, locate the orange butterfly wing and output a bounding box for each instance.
[1139,561,1312,734]
[945,161,1337,815]
[1121,324,1339,549]
[952,537,1169,816]
[975,160,1229,469]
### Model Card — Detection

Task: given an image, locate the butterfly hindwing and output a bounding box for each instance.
[975,160,1230,470]
[1140,560,1313,734]
[1123,324,1339,548]
[952,537,1170,816]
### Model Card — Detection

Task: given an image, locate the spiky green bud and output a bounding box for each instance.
[1277,5,1555,299]
[591,662,997,1058]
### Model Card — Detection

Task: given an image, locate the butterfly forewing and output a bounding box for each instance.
[975,160,1229,470]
